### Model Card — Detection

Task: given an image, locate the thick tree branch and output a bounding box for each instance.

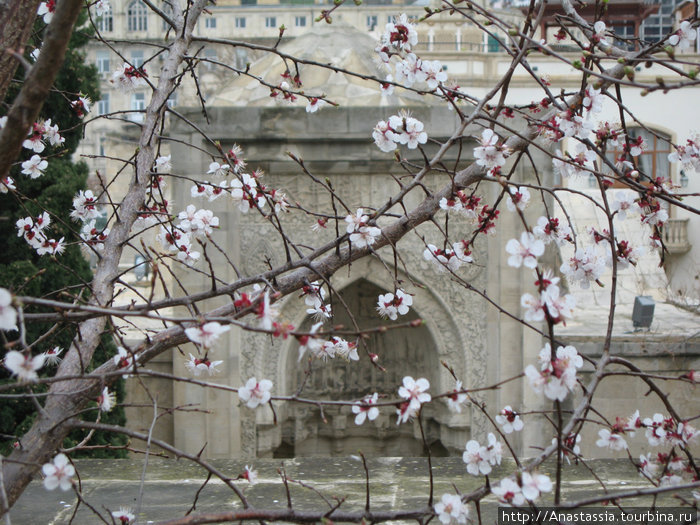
[0,0,42,99]
[0,0,211,514]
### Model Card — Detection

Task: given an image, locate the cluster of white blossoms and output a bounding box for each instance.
[111,62,148,92]
[668,20,697,52]
[525,344,582,401]
[157,223,200,266]
[296,321,357,362]
[189,151,288,217]
[505,186,531,213]
[463,433,502,476]
[473,129,510,174]
[552,142,597,179]
[596,428,629,451]
[1,115,66,190]
[182,321,230,376]
[4,351,46,383]
[396,376,430,424]
[154,203,219,266]
[439,191,482,222]
[185,321,230,351]
[184,354,224,377]
[373,111,428,153]
[80,221,110,254]
[423,242,473,273]
[560,246,605,289]
[113,346,137,375]
[376,289,412,320]
[15,211,65,256]
[506,232,545,269]
[69,185,111,254]
[345,208,381,249]
[3,343,64,382]
[21,154,48,179]
[319,336,359,361]
[640,413,699,448]
[375,14,448,96]
[520,268,576,325]
[496,406,524,433]
[37,1,56,24]
[238,377,273,409]
[434,493,469,524]
[492,472,552,505]
[445,380,468,413]
[352,393,380,425]
[177,205,219,239]
[70,190,101,222]
[594,410,698,487]
[302,281,333,321]
[532,216,572,246]
[669,132,700,172]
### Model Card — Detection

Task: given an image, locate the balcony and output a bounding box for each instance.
[663,219,691,254]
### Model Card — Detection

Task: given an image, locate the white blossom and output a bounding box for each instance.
[4,351,45,382]
[185,322,230,349]
[0,288,18,331]
[42,454,75,491]
[238,377,273,409]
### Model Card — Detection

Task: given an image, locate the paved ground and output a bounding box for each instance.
[555,300,699,341]
[8,457,698,524]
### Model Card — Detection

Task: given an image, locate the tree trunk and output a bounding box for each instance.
[0,0,42,100]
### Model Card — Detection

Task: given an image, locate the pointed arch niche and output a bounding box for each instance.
[240,257,473,458]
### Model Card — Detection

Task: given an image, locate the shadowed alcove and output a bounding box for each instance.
[273,279,450,457]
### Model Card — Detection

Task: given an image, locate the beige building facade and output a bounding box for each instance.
[80,3,699,459]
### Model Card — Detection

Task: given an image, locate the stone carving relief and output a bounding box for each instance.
[238,245,488,456]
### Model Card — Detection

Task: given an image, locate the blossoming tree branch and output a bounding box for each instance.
[0,0,698,523]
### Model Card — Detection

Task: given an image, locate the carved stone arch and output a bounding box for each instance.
[241,255,476,457]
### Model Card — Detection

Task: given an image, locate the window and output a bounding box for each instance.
[97,4,113,32]
[130,50,144,68]
[130,92,146,122]
[161,2,174,31]
[487,34,502,52]
[167,92,178,109]
[265,16,277,28]
[97,94,110,115]
[611,23,636,50]
[205,17,216,29]
[604,128,672,186]
[366,15,377,30]
[642,0,680,43]
[127,0,148,32]
[235,17,246,28]
[202,48,217,71]
[240,0,256,5]
[96,51,110,74]
[295,16,306,27]
[234,48,248,70]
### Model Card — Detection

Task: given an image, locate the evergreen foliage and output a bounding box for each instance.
[0,10,127,457]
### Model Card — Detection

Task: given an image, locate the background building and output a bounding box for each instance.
[79,0,700,459]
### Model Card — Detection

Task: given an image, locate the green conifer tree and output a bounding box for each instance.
[0,9,127,457]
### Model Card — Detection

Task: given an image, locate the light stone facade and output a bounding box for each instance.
[87,7,700,459]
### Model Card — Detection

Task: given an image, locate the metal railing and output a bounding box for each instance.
[413,41,489,53]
